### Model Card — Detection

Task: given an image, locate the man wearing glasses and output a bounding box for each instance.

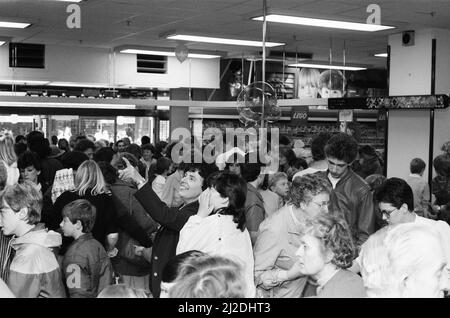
[375,177,450,292]
[317,133,375,250]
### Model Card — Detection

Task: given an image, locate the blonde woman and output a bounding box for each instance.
[0,133,19,186]
[53,160,118,254]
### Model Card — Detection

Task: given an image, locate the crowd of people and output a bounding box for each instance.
[0,129,449,298]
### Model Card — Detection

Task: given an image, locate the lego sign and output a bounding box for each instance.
[291,106,309,126]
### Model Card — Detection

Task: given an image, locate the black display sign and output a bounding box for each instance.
[328,95,449,110]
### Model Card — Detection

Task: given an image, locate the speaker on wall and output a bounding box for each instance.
[402,31,415,46]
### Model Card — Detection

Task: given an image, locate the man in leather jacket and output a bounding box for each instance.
[316,133,375,250]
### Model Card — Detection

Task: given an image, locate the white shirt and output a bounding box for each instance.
[328,173,341,189]
[151,174,166,199]
[177,214,256,297]
[414,215,450,264]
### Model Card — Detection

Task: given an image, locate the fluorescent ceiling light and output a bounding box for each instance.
[288,63,366,71]
[166,34,284,47]
[49,82,108,87]
[253,14,395,32]
[0,41,5,46]
[52,0,82,2]
[0,80,50,85]
[120,49,221,59]
[0,21,31,29]
[374,53,388,57]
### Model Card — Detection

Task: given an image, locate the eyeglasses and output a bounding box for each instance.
[310,201,329,209]
[381,208,397,219]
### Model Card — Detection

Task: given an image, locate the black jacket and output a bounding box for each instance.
[134,182,199,297]
[316,169,375,249]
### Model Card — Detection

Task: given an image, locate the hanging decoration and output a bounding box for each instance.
[175,43,189,63]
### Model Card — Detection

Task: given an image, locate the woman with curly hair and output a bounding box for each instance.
[282,213,366,298]
[253,173,331,298]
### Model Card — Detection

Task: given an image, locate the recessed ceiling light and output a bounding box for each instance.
[253,14,395,32]
[120,49,221,59]
[166,34,284,47]
[0,21,31,29]
[374,53,388,57]
[288,63,366,71]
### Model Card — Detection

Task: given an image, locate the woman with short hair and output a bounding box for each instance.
[282,213,366,298]
[253,173,331,298]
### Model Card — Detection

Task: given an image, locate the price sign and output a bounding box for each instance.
[339,109,353,122]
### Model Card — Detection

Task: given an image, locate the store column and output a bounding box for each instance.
[169,88,190,141]
[387,28,450,181]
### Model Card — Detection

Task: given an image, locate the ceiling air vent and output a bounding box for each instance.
[137,54,167,74]
[9,43,45,69]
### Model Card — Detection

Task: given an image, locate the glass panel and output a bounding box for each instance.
[117,116,153,145]
[49,115,80,141]
[159,120,170,142]
[80,117,115,143]
[0,115,34,137]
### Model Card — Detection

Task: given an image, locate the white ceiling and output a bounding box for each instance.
[1,0,450,68]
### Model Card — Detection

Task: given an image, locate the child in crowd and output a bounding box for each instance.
[269,172,290,205]
[60,199,113,298]
[318,70,346,98]
[0,181,66,298]
[406,158,430,218]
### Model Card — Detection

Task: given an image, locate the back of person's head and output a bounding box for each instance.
[165,142,179,160]
[125,144,142,160]
[410,158,426,174]
[15,135,26,144]
[168,255,247,298]
[290,173,331,208]
[112,152,139,170]
[0,161,7,192]
[433,154,450,177]
[279,135,291,146]
[240,152,262,183]
[28,135,51,159]
[62,199,96,233]
[14,142,27,158]
[279,146,296,164]
[26,131,44,145]
[324,132,358,164]
[97,284,148,298]
[162,250,207,284]
[156,157,172,175]
[441,141,450,156]
[155,141,168,155]
[57,138,70,152]
[61,151,89,171]
[208,171,247,231]
[74,160,107,196]
[360,223,446,298]
[365,174,386,192]
[289,157,308,170]
[0,181,42,225]
[359,145,377,158]
[74,139,95,153]
[375,177,414,212]
[0,133,17,166]
[122,137,131,146]
[93,147,115,164]
[141,136,150,146]
[18,151,41,171]
[97,161,118,185]
[51,135,58,146]
[304,213,355,269]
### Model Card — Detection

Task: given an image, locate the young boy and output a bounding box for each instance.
[60,199,113,298]
[0,181,66,298]
[406,158,430,218]
[269,172,290,205]
[318,69,346,98]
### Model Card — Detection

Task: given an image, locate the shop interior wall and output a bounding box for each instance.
[0,44,220,89]
[387,110,430,181]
